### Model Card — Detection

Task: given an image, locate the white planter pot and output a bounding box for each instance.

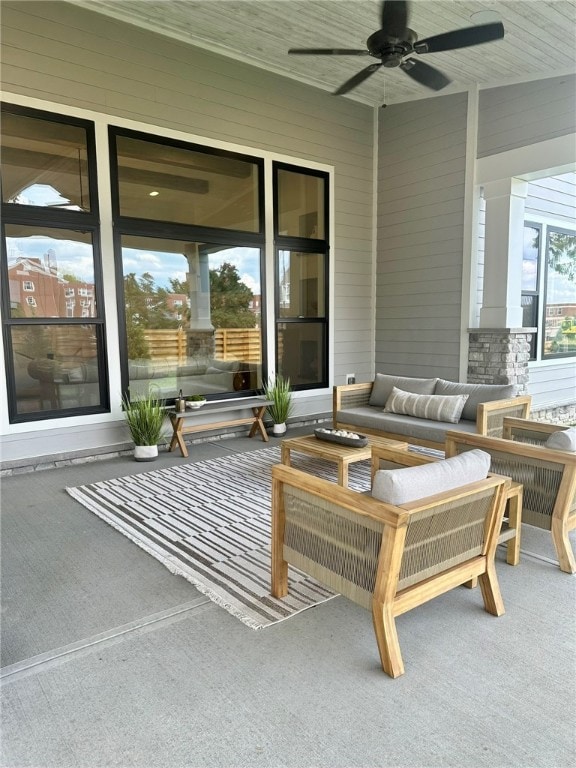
[134,444,158,462]
[272,422,287,436]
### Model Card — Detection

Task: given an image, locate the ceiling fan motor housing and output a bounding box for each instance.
[367,28,417,67]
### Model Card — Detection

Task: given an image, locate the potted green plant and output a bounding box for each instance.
[121,389,166,461]
[264,374,293,436]
[186,394,207,409]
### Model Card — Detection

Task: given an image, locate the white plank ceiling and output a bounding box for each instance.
[70,0,576,106]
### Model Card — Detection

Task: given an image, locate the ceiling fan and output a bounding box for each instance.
[288,0,504,95]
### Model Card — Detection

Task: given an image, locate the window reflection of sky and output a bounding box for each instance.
[523,226,575,302]
[6,234,95,283]
[122,245,261,294]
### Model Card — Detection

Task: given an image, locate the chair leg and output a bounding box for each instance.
[478,562,505,617]
[551,517,576,574]
[505,483,522,566]
[372,602,404,678]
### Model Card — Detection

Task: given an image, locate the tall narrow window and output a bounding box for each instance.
[522,223,541,360]
[274,163,329,390]
[543,227,576,358]
[1,104,108,421]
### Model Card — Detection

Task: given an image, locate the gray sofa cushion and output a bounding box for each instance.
[369,373,438,407]
[372,449,491,505]
[435,379,515,422]
[384,387,468,424]
[337,407,477,444]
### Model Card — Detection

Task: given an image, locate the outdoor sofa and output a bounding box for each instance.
[333,374,532,451]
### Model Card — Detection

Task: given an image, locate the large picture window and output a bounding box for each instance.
[110,128,266,402]
[1,104,108,422]
[119,236,263,400]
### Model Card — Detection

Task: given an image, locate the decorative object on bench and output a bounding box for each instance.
[264,374,293,436]
[314,428,368,447]
[334,373,532,451]
[121,389,166,461]
[445,419,576,574]
[271,445,510,677]
[186,394,207,409]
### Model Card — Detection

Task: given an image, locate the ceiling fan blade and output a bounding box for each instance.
[380,0,408,37]
[288,48,369,56]
[414,22,504,54]
[400,58,451,91]
[334,63,382,95]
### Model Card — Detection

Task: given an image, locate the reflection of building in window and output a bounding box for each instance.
[26,296,37,306]
[248,294,261,313]
[7,257,95,318]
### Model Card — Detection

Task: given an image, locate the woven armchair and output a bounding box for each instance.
[445,419,576,574]
[271,448,510,678]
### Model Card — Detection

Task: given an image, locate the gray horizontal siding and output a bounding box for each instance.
[526,172,576,223]
[528,364,576,409]
[376,92,468,381]
[0,0,375,458]
[478,75,576,158]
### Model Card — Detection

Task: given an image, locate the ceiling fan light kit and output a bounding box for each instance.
[288,0,505,97]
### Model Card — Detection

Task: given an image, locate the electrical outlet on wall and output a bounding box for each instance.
[346,373,356,385]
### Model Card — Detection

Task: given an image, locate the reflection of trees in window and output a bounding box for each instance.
[124,272,178,359]
[548,231,576,281]
[170,262,256,329]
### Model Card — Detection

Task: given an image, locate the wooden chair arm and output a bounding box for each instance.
[333,382,372,418]
[370,444,438,484]
[502,417,568,441]
[445,429,576,466]
[271,463,408,528]
[476,395,532,438]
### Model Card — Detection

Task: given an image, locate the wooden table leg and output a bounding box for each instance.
[168,414,188,458]
[248,404,269,442]
[338,459,349,487]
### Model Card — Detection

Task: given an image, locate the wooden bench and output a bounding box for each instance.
[168,397,272,458]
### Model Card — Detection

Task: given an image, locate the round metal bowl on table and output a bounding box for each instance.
[314,428,368,448]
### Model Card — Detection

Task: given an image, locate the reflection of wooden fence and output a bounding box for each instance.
[143,329,187,361]
[143,328,261,363]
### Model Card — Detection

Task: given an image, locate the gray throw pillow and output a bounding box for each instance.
[372,449,491,506]
[545,428,576,452]
[369,373,438,408]
[434,379,515,422]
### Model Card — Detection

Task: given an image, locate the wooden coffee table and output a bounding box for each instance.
[280,433,408,488]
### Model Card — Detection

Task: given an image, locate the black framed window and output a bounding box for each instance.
[109,127,266,402]
[543,226,576,358]
[1,103,109,422]
[274,163,329,390]
[522,222,541,360]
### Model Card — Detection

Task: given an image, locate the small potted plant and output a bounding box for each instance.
[186,394,207,409]
[264,374,293,436]
[121,389,166,461]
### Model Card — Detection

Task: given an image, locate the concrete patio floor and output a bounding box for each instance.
[1,426,575,768]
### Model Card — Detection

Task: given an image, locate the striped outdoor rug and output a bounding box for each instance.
[66,446,372,630]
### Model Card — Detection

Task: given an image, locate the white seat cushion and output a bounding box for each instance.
[545,427,576,452]
[372,449,491,505]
